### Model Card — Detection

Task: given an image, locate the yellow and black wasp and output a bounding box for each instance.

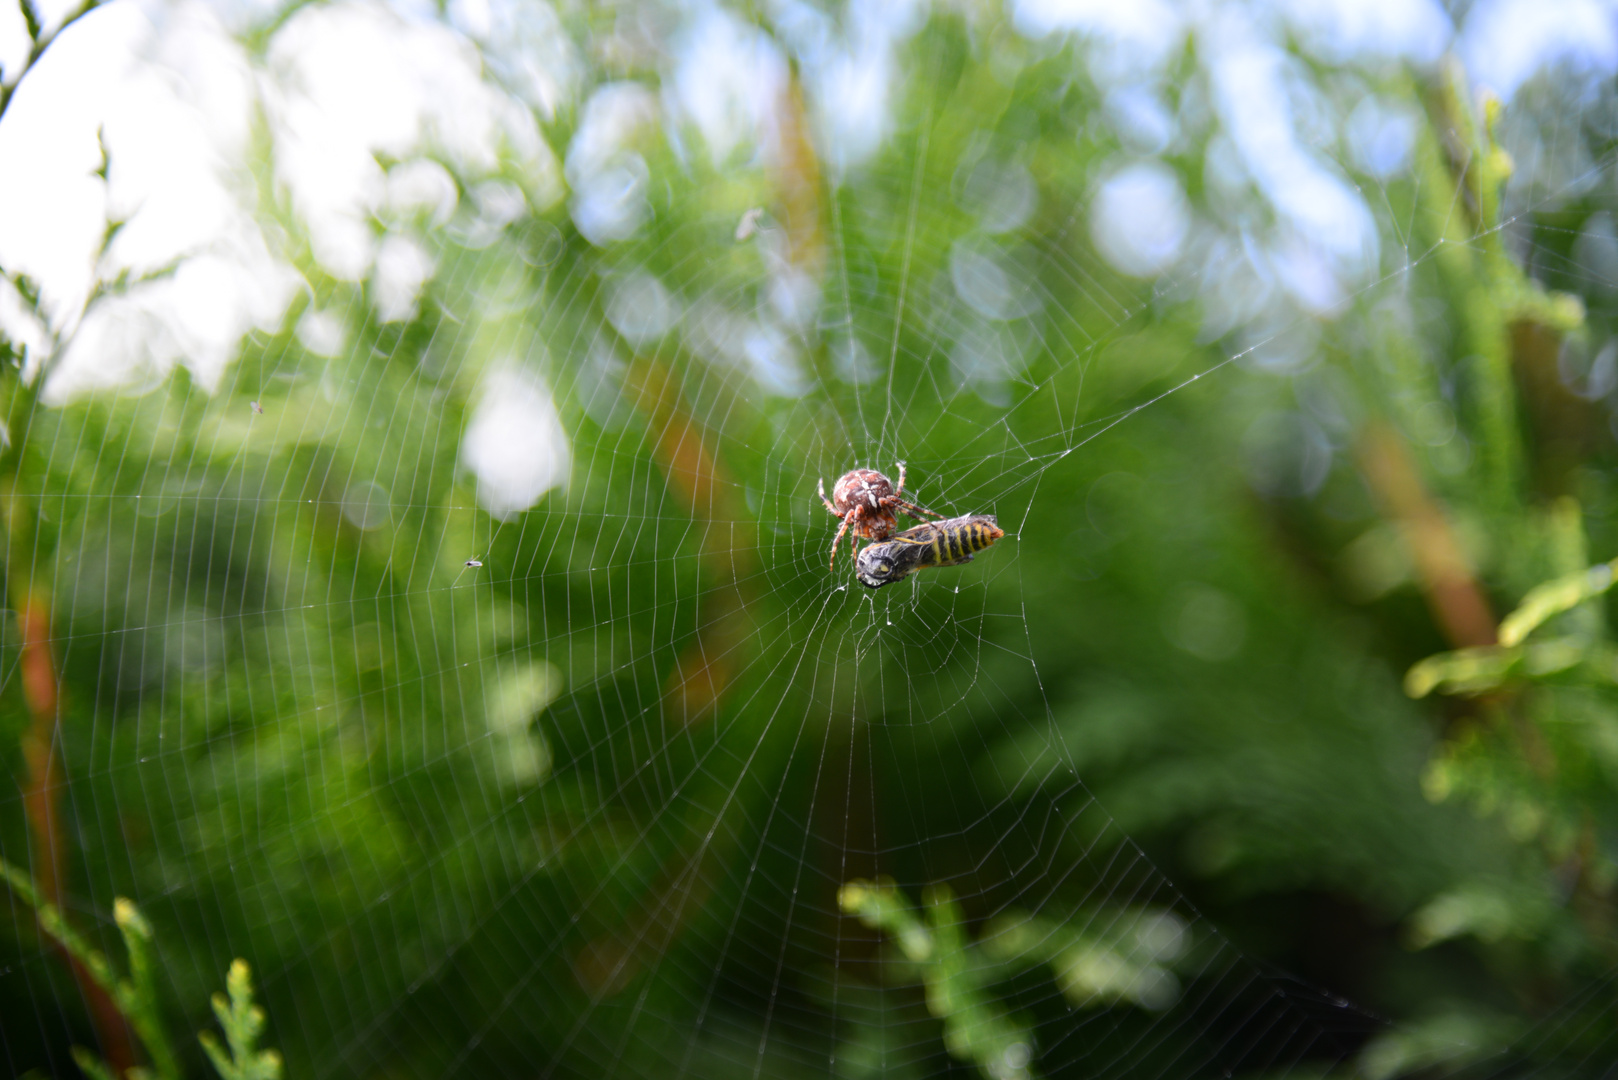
[854,514,1004,589]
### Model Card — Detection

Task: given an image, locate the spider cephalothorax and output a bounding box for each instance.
[818,463,942,571]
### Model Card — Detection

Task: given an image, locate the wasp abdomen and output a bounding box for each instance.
[855,514,1004,588]
[922,515,1002,568]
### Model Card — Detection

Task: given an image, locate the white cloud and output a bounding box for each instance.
[0,0,571,400]
[605,272,679,345]
[0,2,137,329]
[565,82,659,245]
[461,366,571,519]
[264,0,559,279]
[1279,0,1451,66]
[667,6,787,164]
[1090,162,1191,277]
[0,0,298,398]
[765,0,924,175]
[298,307,348,358]
[386,159,460,227]
[1205,15,1378,286]
[372,234,435,324]
[565,82,659,183]
[1460,0,1618,102]
[447,0,580,121]
[1012,0,1187,80]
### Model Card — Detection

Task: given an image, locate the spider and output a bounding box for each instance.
[818,462,942,571]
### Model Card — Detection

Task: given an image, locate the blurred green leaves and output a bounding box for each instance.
[841,879,1037,1080]
[1407,499,1618,919]
[840,878,1192,1079]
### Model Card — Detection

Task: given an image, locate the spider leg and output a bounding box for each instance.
[888,463,943,521]
[890,496,944,521]
[828,515,851,572]
[818,477,840,516]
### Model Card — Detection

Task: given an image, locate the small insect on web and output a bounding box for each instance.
[452,513,502,586]
[249,401,263,415]
[735,206,765,242]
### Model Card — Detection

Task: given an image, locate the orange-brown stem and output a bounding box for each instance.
[627,360,758,724]
[574,841,721,995]
[1358,423,1498,648]
[773,69,825,281]
[18,592,138,1074]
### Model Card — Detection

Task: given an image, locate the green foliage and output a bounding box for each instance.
[979,907,1188,1013]
[112,897,181,1080]
[840,879,1037,1080]
[198,962,282,1080]
[1,857,280,1080]
[1357,1009,1519,1080]
[1408,504,1618,924]
[839,879,1193,1079]
[0,856,179,1080]
[71,1045,125,1080]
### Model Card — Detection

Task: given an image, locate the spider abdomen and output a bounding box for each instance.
[830,468,894,516]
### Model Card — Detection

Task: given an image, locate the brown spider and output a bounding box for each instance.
[818,462,942,571]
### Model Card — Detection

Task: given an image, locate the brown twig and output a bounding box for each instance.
[626,359,758,725]
[16,590,138,1073]
[771,68,824,283]
[1358,422,1497,648]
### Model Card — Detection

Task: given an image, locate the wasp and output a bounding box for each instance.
[855,514,1004,589]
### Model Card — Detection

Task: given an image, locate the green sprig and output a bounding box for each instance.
[1,856,280,1080]
[840,878,1035,1080]
[0,856,179,1080]
[198,960,283,1080]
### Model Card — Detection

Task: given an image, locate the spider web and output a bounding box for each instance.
[4,0,1618,1077]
